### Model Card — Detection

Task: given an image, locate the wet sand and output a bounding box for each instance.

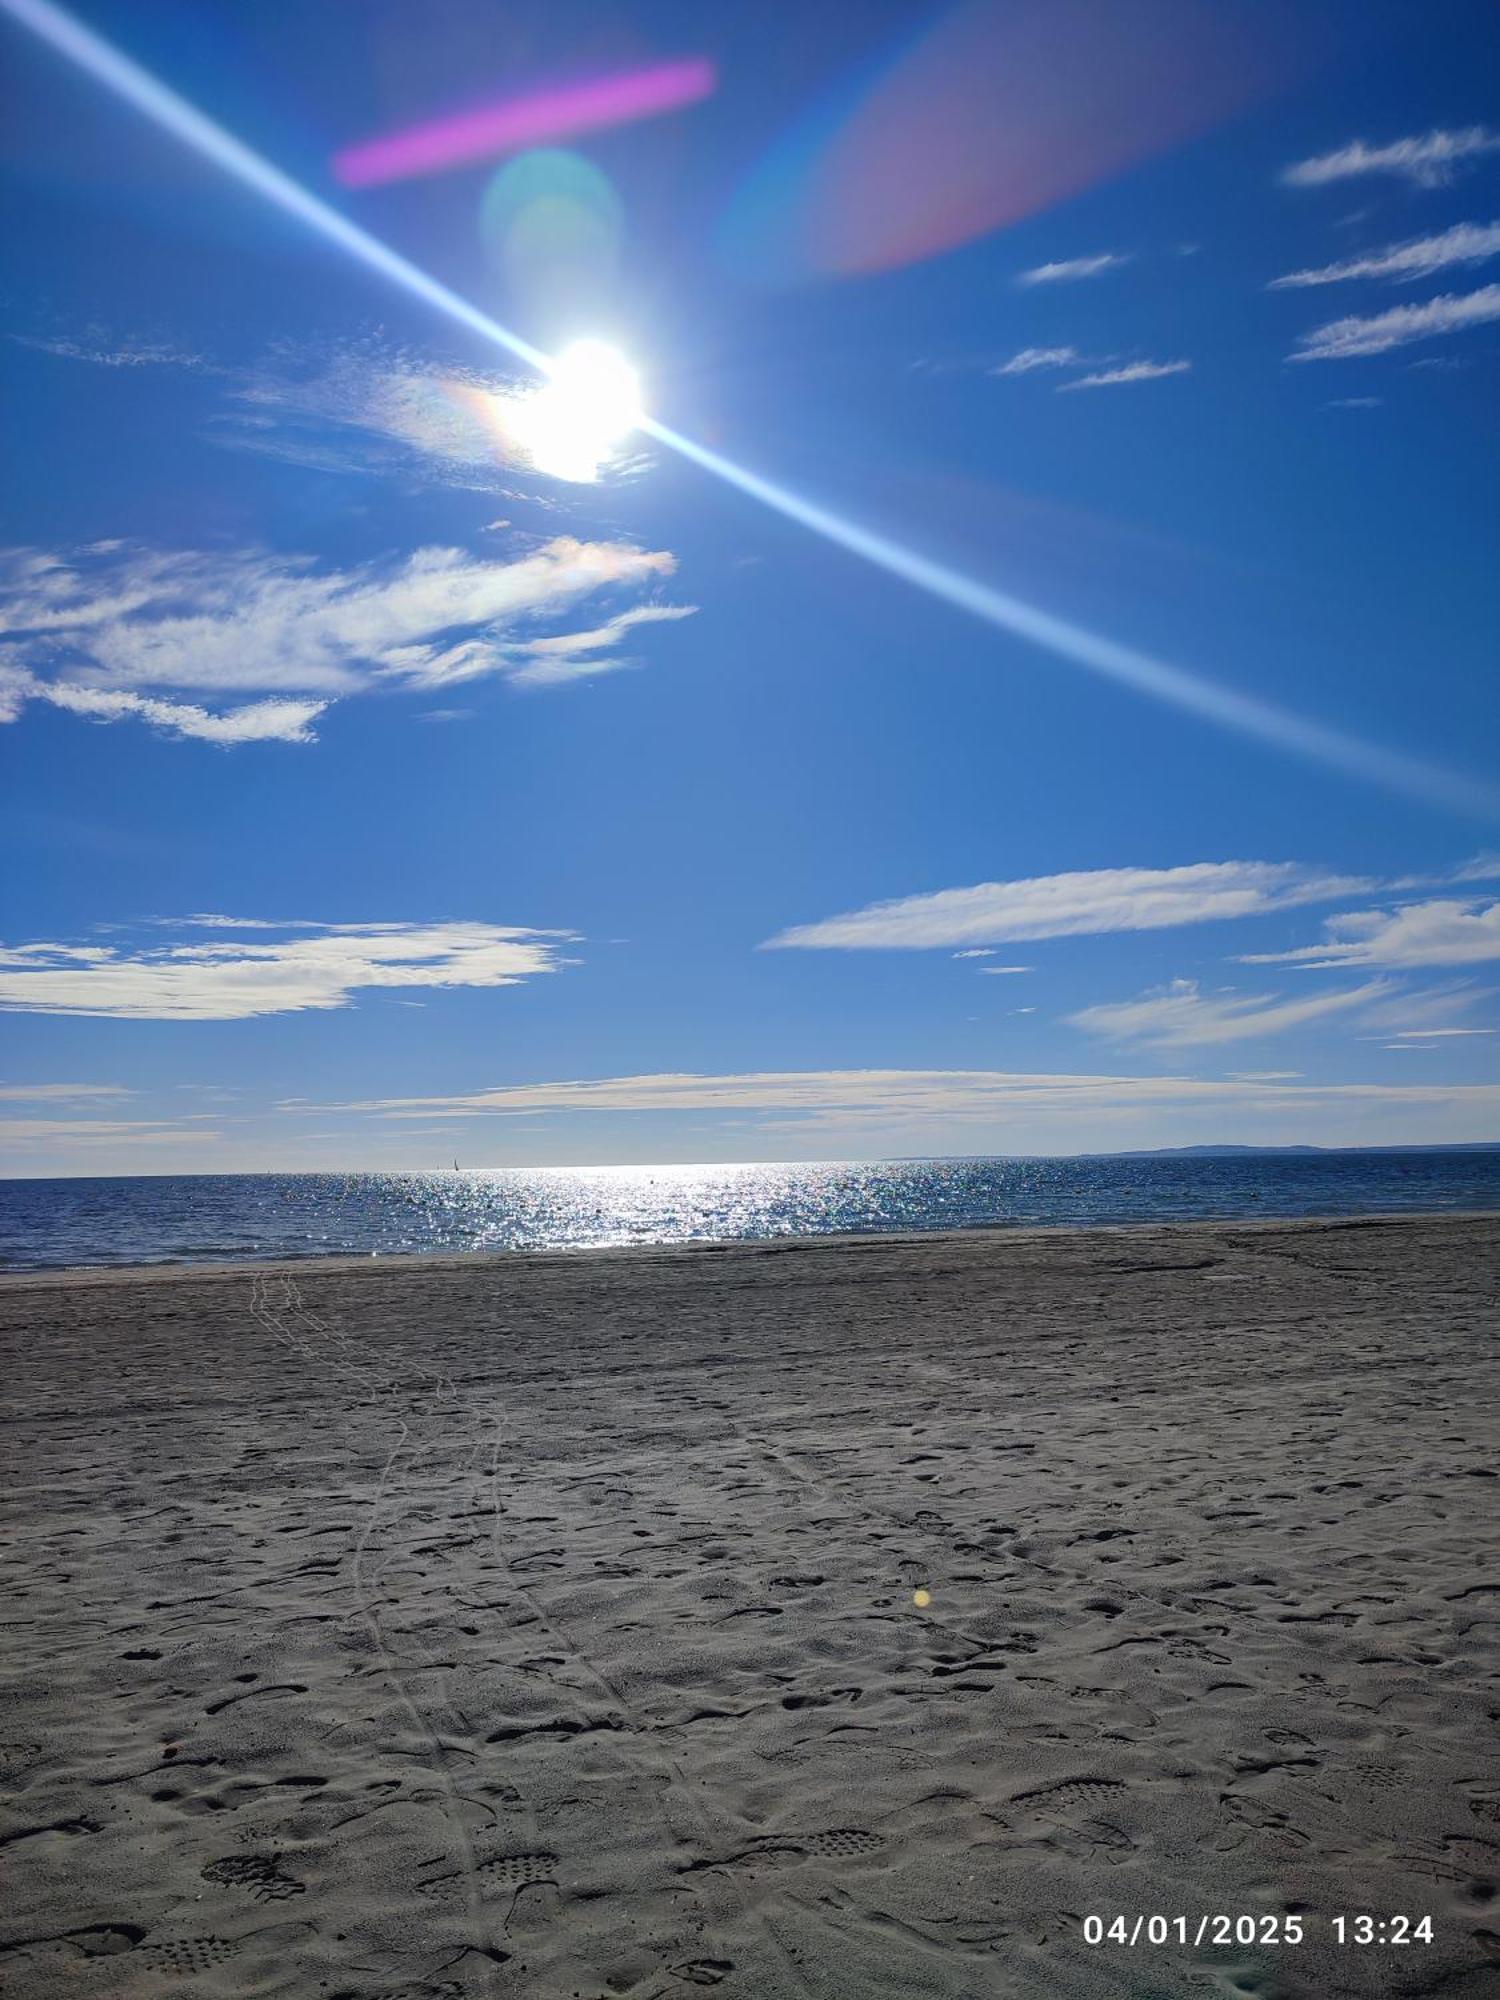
[1,1213,1498,1999]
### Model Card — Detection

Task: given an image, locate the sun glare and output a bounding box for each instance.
[511,337,643,482]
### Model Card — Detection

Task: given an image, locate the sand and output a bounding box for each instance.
[1,1213,1497,2000]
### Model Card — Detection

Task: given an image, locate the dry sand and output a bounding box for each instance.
[1,1213,1498,2000]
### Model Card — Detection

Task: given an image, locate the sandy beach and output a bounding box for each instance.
[1,1213,1497,2000]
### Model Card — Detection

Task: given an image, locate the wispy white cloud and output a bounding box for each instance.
[1382,1026,1494,1040]
[1059,359,1191,391]
[1289,284,1500,360]
[0,918,573,1020]
[764,861,1373,953]
[1271,220,1500,290]
[27,681,326,744]
[977,965,1033,976]
[504,604,698,689]
[993,346,1084,375]
[1282,127,1500,190]
[15,330,210,370]
[217,344,550,489]
[290,1067,1500,1157]
[0,1117,218,1145]
[1241,898,1500,970]
[0,1081,133,1101]
[1017,252,1131,286]
[1067,976,1391,1047]
[24,331,638,493]
[1355,982,1494,1032]
[0,538,689,743]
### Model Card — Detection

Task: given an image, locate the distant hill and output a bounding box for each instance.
[1108,1143,1500,1158]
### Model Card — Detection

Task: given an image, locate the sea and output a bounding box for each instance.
[1,1151,1497,1272]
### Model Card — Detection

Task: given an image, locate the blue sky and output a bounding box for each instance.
[2,0,1498,1175]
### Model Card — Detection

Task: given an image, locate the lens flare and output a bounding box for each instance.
[721,0,1301,283]
[479,149,624,325]
[3,0,1494,818]
[334,58,716,190]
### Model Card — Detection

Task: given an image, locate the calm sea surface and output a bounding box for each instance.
[1,1153,1497,1271]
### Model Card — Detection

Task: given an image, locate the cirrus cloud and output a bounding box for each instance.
[763,861,1375,953]
[1289,284,1500,361]
[1059,359,1191,391]
[1271,220,1500,291]
[1240,898,1500,970]
[0,537,691,744]
[283,1065,1500,1157]
[1016,252,1131,286]
[0,918,575,1020]
[1067,976,1392,1047]
[1282,126,1500,191]
[992,346,1084,376]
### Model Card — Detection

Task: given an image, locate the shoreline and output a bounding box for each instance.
[5,1202,1500,1287]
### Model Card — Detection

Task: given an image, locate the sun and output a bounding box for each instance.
[511,338,643,483]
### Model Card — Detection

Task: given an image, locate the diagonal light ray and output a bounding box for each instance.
[641,420,1496,817]
[0,0,548,378]
[5,0,1496,820]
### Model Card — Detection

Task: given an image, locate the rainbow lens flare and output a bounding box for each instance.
[335,59,716,190]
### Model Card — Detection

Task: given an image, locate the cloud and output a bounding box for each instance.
[1382,1026,1493,1040]
[27,331,640,493]
[15,330,209,371]
[1016,253,1130,286]
[977,965,1033,976]
[0,1081,133,1101]
[1270,220,1500,290]
[504,604,698,689]
[217,346,558,489]
[763,861,1373,953]
[993,346,1084,375]
[0,1117,218,1145]
[1067,976,1391,1047]
[1241,898,1500,970]
[0,919,573,1020]
[29,682,326,744]
[1059,360,1191,391]
[0,538,689,743]
[1282,127,1500,190]
[300,1067,1500,1153]
[1288,284,1500,360]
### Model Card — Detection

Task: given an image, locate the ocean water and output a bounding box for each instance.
[1,1152,1497,1271]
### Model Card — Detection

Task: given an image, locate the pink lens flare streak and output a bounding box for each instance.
[334,58,717,188]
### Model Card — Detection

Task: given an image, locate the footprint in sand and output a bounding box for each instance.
[419,1849,559,1899]
[686,1828,886,1875]
[1214,1793,1310,1855]
[201,1853,306,1902]
[0,1739,41,1780]
[1012,1777,1126,1816]
[138,1936,239,1976]
[479,1848,559,1885]
[1047,1817,1136,1864]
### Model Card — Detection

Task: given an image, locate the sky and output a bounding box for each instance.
[2,0,1498,1176]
